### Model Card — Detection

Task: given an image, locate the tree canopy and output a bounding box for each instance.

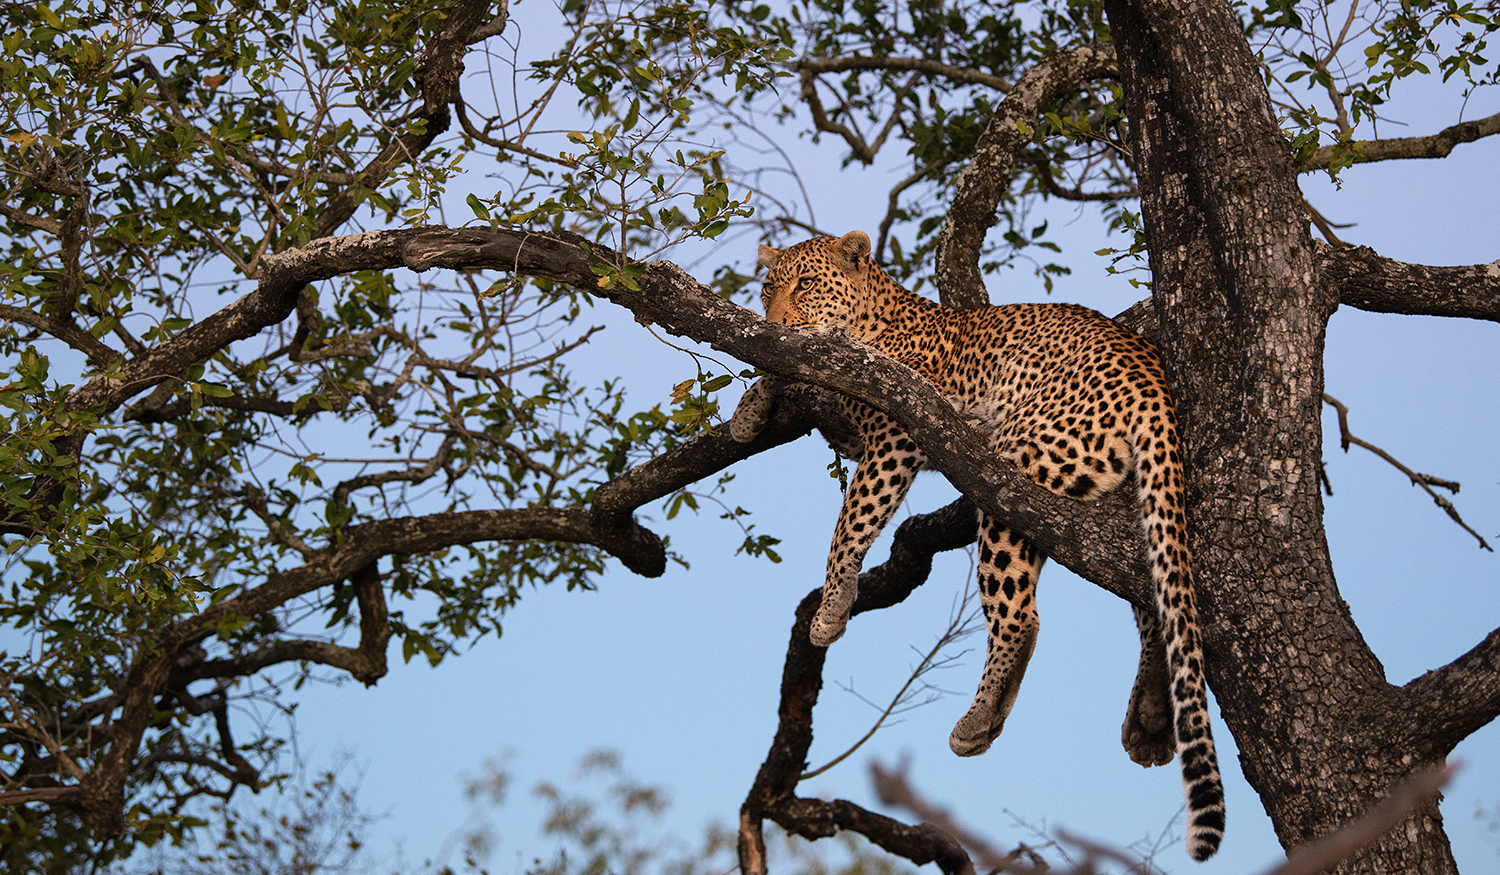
[2,0,1498,872]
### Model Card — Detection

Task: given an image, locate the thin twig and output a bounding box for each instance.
[801,586,980,780]
[1323,393,1491,550]
[0,675,87,782]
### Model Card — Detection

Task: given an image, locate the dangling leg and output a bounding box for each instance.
[950,515,1044,756]
[810,405,925,647]
[1121,604,1175,767]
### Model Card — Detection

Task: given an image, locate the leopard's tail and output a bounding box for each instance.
[1135,413,1225,862]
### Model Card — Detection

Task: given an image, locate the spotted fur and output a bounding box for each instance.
[754,231,1224,862]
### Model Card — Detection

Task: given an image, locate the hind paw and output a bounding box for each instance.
[1121,679,1175,767]
[1121,721,1175,767]
[1121,702,1175,766]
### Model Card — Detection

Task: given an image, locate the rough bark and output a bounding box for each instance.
[1103,0,1475,870]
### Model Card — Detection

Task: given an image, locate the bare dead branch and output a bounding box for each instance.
[801,587,979,781]
[1323,393,1490,551]
[872,760,1454,875]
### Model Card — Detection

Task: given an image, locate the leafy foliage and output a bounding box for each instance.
[0,0,780,864]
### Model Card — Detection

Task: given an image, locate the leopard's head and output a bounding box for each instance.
[756,231,875,335]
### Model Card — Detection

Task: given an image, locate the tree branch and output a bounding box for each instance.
[1323,393,1491,551]
[310,0,495,238]
[1320,243,1500,323]
[1302,110,1500,172]
[392,227,1150,605]
[331,434,458,509]
[1402,626,1500,759]
[0,303,122,366]
[739,500,983,875]
[933,43,1118,308]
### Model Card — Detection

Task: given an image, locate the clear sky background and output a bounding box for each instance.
[277,6,1500,873]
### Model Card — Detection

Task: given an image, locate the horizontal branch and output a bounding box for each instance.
[1303,110,1500,172]
[1320,244,1500,323]
[1401,625,1500,759]
[0,786,82,807]
[0,303,122,366]
[318,226,1149,604]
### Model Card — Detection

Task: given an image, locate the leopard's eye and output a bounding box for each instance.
[795,276,816,291]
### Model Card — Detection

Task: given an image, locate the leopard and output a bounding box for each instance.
[735,230,1225,862]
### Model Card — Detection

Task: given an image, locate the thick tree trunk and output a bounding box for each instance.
[1103,0,1459,871]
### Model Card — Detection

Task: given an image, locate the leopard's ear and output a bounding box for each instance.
[757,243,782,269]
[835,231,870,268]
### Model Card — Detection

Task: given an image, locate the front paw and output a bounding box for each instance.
[809,606,847,647]
[949,703,1006,757]
[728,377,778,443]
